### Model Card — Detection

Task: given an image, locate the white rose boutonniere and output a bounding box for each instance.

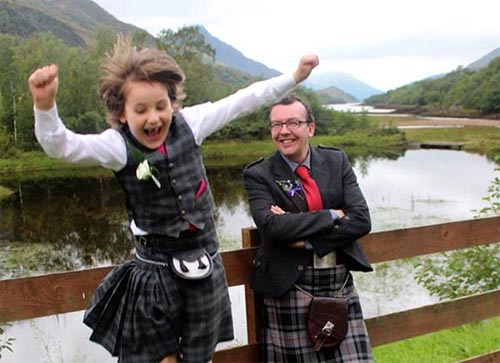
[136,159,161,188]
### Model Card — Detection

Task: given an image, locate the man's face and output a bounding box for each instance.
[270,101,315,164]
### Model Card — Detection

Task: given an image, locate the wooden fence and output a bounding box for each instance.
[1,216,499,362]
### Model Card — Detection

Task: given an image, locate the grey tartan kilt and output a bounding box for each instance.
[83,251,234,363]
[261,264,373,363]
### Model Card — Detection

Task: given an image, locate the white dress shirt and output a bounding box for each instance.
[34,73,297,235]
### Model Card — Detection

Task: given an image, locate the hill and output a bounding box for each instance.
[467,47,500,71]
[315,86,358,104]
[304,72,383,101]
[198,26,280,78]
[0,0,155,48]
[0,0,383,101]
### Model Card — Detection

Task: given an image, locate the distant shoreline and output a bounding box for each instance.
[326,103,500,126]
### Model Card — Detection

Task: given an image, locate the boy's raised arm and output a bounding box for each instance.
[28,64,59,111]
[293,55,320,83]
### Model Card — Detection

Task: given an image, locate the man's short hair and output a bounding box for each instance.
[270,94,315,123]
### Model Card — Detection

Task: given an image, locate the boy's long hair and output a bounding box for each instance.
[99,35,186,128]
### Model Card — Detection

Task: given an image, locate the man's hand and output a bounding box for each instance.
[270,205,287,215]
[293,55,319,83]
[269,205,305,248]
[332,209,345,218]
[28,64,59,111]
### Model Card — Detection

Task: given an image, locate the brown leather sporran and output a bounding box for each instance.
[296,272,350,351]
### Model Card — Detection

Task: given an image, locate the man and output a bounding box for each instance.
[243,95,373,362]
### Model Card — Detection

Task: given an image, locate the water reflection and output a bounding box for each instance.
[0,149,498,362]
[0,150,498,280]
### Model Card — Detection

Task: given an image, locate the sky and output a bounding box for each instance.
[92,0,500,91]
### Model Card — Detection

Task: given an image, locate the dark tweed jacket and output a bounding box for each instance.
[243,145,373,297]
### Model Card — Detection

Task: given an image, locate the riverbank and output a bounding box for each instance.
[0,132,407,173]
[369,113,500,127]
[1,121,499,173]
[368,115,500,161]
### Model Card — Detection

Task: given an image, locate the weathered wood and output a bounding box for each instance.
[359,216,500,263]
[220,248,256,286]
[0,249,257,323]
[0,217,499,363]
[366,289,500,346]
[241,227,261,248]
[240,217,500,263]
[1,217,498,323]
[242,227,261,344]
[456,350,500,363]
[213,343,260,362]
[0,267,111,323]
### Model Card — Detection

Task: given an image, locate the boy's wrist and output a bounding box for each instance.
[34,100,55,112]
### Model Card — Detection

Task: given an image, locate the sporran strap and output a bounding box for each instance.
[294,269,350,298]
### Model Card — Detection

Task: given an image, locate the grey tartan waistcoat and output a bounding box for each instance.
[114,114,217,243]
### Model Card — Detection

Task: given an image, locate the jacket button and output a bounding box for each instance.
[168,162,175,169]
[344,215,350,220]
[334,224,340,230]
[297,265,304,271]
[177,195,183,201]
[171,179,177,185]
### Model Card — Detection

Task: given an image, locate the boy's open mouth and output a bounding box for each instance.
[144,126,162,137]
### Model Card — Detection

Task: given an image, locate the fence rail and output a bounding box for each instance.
[1,216,499,362]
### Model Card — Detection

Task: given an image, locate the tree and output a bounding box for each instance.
[0,34,19,142]
[156,26,224,105]
[415,167,500,300]
[94,26,116,57]
[12,33,69,149]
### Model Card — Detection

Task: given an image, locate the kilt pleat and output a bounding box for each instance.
[83,252,233,363]
[261,265,373,363]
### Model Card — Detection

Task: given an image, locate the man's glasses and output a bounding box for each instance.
[270,119,310,130]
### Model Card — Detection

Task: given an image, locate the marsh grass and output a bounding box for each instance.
[0,185,14,199]
[373,317,500,362]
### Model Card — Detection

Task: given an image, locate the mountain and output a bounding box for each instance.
[0,0,155,47]
[315,86,358,104]
[304,72,383,101]
[1,0,380,100]
[198,27,381,101]
[467,47,500,71]
[198,26,280,78]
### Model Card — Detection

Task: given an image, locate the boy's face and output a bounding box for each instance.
[270,101,315,164]
[119,80,175,150]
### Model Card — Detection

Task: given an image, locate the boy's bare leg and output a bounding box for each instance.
[160,356,212,363]
[160,355,177,363]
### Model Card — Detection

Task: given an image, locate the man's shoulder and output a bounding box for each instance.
[244,156,268,171]
[317,144,343,152]
[243,155,275,174]
[314,145,347,164]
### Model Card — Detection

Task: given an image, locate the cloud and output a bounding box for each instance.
[93,0,500,90]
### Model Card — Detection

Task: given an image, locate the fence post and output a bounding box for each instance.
[242,228,262,345]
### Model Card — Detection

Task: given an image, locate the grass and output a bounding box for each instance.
[202,131,406,167]
[373,317,500,362]
[0,125,498,361]
[367,115,500,161]
[0,132,406,172]
[0,185,14,199]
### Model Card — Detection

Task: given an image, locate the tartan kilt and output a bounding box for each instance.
[83,251,234,363]
[261,264,373,363]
